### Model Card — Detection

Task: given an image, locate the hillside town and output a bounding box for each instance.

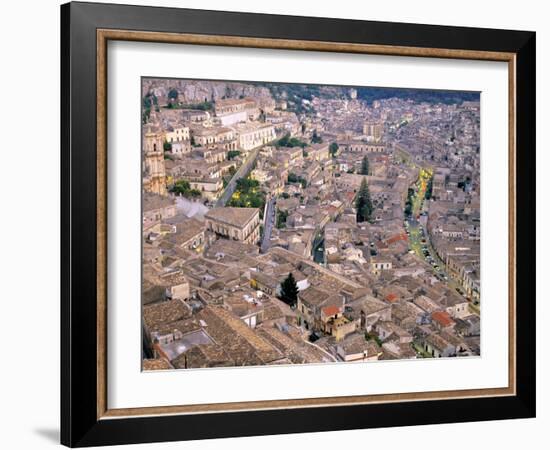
[141,79,481,370]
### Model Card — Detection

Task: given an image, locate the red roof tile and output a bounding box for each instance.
[386,233,408,245]
[432,311,455,327]
[322,305,341,317]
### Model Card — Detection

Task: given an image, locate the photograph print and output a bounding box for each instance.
[141,77,481,371]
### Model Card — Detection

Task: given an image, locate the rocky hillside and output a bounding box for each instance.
[142,78,272,104]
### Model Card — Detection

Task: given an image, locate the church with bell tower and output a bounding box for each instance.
[143,129,167,196]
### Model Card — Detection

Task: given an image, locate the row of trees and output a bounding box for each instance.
[425,176,434,199]
[166,86,215,110]
[166,100,214,111]
[404,187,415,217]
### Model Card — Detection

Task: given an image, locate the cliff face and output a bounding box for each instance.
[142,78,480,106]
[142,79,272,103]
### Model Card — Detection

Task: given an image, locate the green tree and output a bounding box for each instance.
[276,209,288,229]
[356,178,373,223]
[360,155,370,175]
[287,173,299,183]
[329,142,339,158]
[189,189,202,198]
[365,331,383,347]
[142,109,151,124]
[170,179,191,196]
[167,88,178,102]
[279,272,299,307]
[276,133,307,148]
[287,173,307,188]
[311,129,323,144]
[236,177,260,191]
[425,176,434,199]
[163,141,172,152]
[227,150,241,160]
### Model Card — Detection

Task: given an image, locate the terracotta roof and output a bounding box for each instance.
[166,218,205,246]
[143,299,192,332]
[143,192,175,213]
[142,358,172,371]
[432,310,455,328]
[196,306,282,365]
[386,233,408,245]
[425,333,452,351]
[205,207,259,228]
[298,286,331,308]
[322,305,341,317]
[385,293,399,303]
[172,343,234,369]
[338,333,376,355]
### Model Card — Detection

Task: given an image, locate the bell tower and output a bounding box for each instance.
[143,130,167,195]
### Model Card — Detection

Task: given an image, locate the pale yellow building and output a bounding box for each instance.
[371,257,393,274]
[188,177,224,202]
[192,126,237,149]
[165,126,190,143]
[320,305,355,341]
[307,143,330,161]
[159,270,190,301]
[339,141,385,153]
[250,168,271,183]
[234,123,276,151]
[363,121,383,142]
[215,98,259,125]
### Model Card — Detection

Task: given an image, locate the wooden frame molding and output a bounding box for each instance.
[96,29,517,420]
[98,29,516,61]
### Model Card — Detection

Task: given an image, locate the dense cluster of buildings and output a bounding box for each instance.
[141,79,481,370]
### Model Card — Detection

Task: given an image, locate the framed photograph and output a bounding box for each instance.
[61,1,536,447]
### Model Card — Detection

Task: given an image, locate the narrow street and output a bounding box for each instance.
[260,197,276,253]
[405,168,473,304]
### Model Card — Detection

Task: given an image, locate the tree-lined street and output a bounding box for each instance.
[405,167,477,310]
[215,147,261,207]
